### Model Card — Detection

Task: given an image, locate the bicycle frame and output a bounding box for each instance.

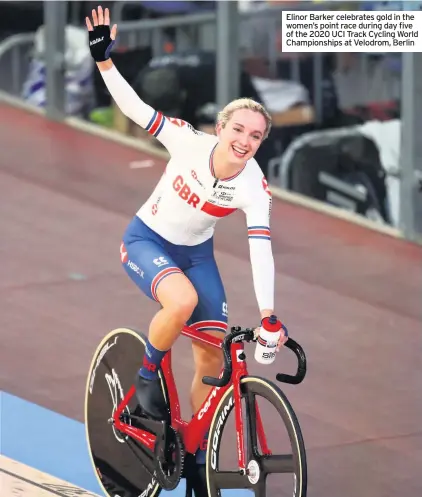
[113,324,271,472]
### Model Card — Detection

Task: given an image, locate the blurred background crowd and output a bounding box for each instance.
[0,0,421,241]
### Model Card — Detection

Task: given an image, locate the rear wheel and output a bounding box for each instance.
[206,376,307,497]
[84,327,170,497]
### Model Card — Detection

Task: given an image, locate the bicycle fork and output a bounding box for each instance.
[231,343,272,476]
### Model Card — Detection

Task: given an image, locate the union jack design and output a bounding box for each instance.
[248,226,271,240]
[191,320,228,333]
[146,111,166,137]
[151,267,183,301]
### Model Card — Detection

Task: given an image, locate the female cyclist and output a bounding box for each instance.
[86,6,287,469]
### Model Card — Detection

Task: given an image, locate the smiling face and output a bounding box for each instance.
[216,108,268,166]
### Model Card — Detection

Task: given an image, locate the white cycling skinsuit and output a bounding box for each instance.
[102,65,275,319]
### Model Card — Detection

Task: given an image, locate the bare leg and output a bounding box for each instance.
[190,331,224,413]
[149,272,198,350]
[136,272,198,419]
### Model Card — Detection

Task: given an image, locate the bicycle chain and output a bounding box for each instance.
[153,426,185,491]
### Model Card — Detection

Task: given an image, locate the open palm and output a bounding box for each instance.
[85,5,117,40]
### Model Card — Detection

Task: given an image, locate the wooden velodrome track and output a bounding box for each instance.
[0,102,421,497]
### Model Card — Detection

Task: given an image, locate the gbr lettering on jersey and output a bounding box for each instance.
[172,174,201,208]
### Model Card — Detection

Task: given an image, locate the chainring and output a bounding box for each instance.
[153,426,185,491]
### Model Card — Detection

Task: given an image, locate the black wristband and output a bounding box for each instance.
[88,25,115,62]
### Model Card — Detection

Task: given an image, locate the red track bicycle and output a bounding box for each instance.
[84,322,307,497]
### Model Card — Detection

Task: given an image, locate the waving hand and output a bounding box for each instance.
[85,6,117,62]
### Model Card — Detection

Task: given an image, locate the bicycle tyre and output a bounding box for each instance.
[84,327,170,497]
[206,376,307,497]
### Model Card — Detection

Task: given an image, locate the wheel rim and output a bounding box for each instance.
[84,328,166,497]
[206,376,307,497]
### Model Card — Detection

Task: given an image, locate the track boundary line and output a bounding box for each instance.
[0,90,403,239]
[1,467,75,496]
[0,466,100,497]
[0,454,101,496]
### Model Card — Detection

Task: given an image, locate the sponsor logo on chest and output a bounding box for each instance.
[210,189,234,204]
[209,183,236,205]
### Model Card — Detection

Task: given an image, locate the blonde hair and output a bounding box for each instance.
[216,98,272,140]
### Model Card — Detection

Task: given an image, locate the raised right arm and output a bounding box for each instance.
[87,6,200,155]
[96,60,197,155]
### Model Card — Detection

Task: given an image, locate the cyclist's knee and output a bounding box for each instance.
[170,297,198,324]
[157,274,198,322]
